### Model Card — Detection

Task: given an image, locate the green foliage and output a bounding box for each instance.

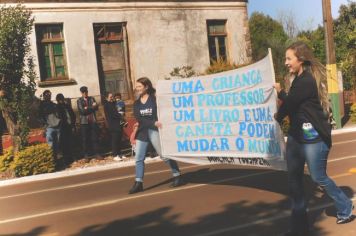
[0,147,14,172]
[166,66,197,79]
[0,4,36,151]
[10,143,55,177]
[297,2,355,90]
[249,12,288,81]
[350,103,356,123]
[297,27,326,64]
[334,1,356,90]
[205,58,239,75]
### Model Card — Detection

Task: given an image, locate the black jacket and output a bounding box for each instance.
[104,100,122,131]
[57,102,76,128]
[276,71,332,148]
[133,95,158,142]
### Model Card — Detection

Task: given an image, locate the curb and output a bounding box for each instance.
[0,156,162,187]
[331,125,356,135]
[1,126,355,187]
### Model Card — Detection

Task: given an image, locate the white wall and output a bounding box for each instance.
[23,1,250,99]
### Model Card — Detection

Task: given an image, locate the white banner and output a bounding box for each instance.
[157,51,286,170]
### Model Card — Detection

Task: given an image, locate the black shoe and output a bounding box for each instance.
[336,215,355,224]
[129,181,143,194]
[171,176,184,188]
[337,205,355,224]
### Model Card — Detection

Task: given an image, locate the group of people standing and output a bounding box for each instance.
[39,90,76,165]
[39,86,130,165]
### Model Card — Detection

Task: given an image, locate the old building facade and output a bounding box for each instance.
[2,0,251,110]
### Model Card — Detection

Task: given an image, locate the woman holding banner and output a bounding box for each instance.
[129,77,183,194]
[275,41,354,235]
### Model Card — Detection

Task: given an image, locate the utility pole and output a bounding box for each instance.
[322,0,342,128]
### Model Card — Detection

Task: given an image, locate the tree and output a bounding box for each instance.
[334,1,356,90]
[277,9,299,39]
[249,12,288,81]
[297,27,326,64]
[0,5,36,153]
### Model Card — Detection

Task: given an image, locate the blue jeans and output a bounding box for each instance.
[135,129,180,182]
[286,135,353,231]
[46,127,60,155]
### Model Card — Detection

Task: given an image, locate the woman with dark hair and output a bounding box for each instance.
[129,77,183,194]
[275,41,354,236]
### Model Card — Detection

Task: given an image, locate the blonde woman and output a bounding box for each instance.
[275,42,354,236]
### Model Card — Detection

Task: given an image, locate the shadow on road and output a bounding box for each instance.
[0,226,48,236]
[69,201,325,236]
[69,168,353,236]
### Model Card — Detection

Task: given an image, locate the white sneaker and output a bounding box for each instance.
[121,155,127,160]
[113,156,123,161]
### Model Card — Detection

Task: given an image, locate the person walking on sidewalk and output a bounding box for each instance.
[103,92,126,161]
[275,41,354,236]
[129,77,184,194]
[77,86,100,158]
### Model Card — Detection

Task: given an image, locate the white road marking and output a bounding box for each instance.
[333,139,356,145]
[1,154,355,225]
[0,164,203,200]
[328,155,356,162]
[1,155,355,200]
[0,171,274,224]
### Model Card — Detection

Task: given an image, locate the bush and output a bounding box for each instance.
[166,66,197,79]
[350,103,356,123]
[10,143,55,177]
[0,147,14,172]
[205,59,239,75]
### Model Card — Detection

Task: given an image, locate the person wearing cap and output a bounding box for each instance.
[77,86,99,158]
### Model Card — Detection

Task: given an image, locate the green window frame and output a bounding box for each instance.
[36,24,68,81]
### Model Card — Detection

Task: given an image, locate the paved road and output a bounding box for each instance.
[0,132,355,236]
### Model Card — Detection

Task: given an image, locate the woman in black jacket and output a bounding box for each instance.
[129,77,183,194]
[275,42,354,236]
[103,92,125,161]
[56,93,76,165]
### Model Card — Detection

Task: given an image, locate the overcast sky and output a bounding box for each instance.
[247,0,351,31]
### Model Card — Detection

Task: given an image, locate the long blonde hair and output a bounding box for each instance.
[287,41,330,112]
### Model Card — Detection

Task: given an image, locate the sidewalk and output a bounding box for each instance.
[1,123,356,187]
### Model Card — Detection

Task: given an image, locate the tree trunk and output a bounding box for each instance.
[1,110,20,153]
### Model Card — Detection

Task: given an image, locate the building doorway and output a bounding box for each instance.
[93,23,132,100]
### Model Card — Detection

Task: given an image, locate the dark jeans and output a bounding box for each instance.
[80,123,99,156]
[59,124,73,163]
[110,129,123,157]
[286,135,353,232]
